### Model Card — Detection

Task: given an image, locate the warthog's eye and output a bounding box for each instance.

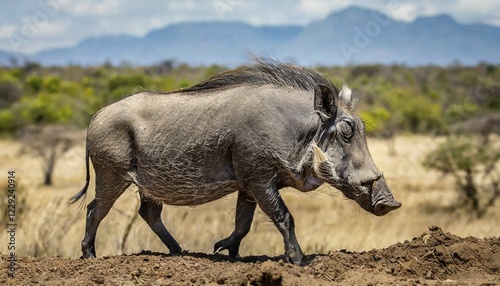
[339,119,355,142]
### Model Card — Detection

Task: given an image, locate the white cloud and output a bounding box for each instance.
[0,25,18,51]
[35,20,69,37]
[0,25,17,38]
[387,0,500,25]
[62,0,121,16]
[452,0,500,25]
[297,0,349,20]
[0,18,71,54]
[167,0,197,11]
[390,3,418,22]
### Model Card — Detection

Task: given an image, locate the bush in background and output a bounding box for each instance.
[422,135,500,217]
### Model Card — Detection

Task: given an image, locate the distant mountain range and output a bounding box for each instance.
[1,6,499,67]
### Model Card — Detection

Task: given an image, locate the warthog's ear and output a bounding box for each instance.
[314,84,338,121]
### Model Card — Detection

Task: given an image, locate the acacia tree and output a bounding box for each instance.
[17,124,84,186]
[423,135,500,217]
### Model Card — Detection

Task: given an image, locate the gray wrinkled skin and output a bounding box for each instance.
[70,61,401,265]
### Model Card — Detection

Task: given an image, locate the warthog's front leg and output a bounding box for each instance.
[214,191,256,257]
[253,186,304,265]
[138,193,182,255]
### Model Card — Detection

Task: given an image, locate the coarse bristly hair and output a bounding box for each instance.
[180,58,355,110]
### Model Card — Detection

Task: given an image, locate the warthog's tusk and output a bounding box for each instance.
[312,144,328,174]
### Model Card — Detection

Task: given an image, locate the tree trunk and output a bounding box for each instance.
[43,149,57,186]
[463,170,479,214]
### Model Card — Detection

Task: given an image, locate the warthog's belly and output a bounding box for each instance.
[140,180,240,206]
[132,149,239,205]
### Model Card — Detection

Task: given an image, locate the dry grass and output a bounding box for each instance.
[0,135,498,259]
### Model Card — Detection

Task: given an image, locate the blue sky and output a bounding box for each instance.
[1,0,499,54]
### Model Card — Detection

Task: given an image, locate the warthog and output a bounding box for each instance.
[70,60,401,265]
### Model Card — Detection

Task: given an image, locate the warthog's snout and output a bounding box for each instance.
[371,175,402,216]
[374,200,402,216]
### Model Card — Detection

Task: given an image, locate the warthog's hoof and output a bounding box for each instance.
[213,238,240,258]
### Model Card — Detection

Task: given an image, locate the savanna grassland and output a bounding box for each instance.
[0,62,499,284]
[0,135,499,285]
[1,134,499,258]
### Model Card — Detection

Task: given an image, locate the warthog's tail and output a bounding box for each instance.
[68,147,90,205]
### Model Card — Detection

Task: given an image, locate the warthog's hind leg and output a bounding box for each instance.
[81,171,131,258]
[138,192,182,255]
[214,191,256,257]
[82,198,122,258]
[82,199,109,258]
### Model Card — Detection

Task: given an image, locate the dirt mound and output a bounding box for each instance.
[307,226,499,284]
[1,226,499,285]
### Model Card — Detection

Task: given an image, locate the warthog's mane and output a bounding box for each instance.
[177,59,354,109]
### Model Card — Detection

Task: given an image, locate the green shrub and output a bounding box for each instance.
[423,135,500,216]
[0,109,14,134]
[108,74,145,92]
[360,107,390,134]
[18,93,73,124]
[42,76,61,93]
[25,75,43,93]
[0,78,22,109]
[382,88,445,133]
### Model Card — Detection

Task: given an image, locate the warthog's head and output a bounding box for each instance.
[311,84,401,216]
